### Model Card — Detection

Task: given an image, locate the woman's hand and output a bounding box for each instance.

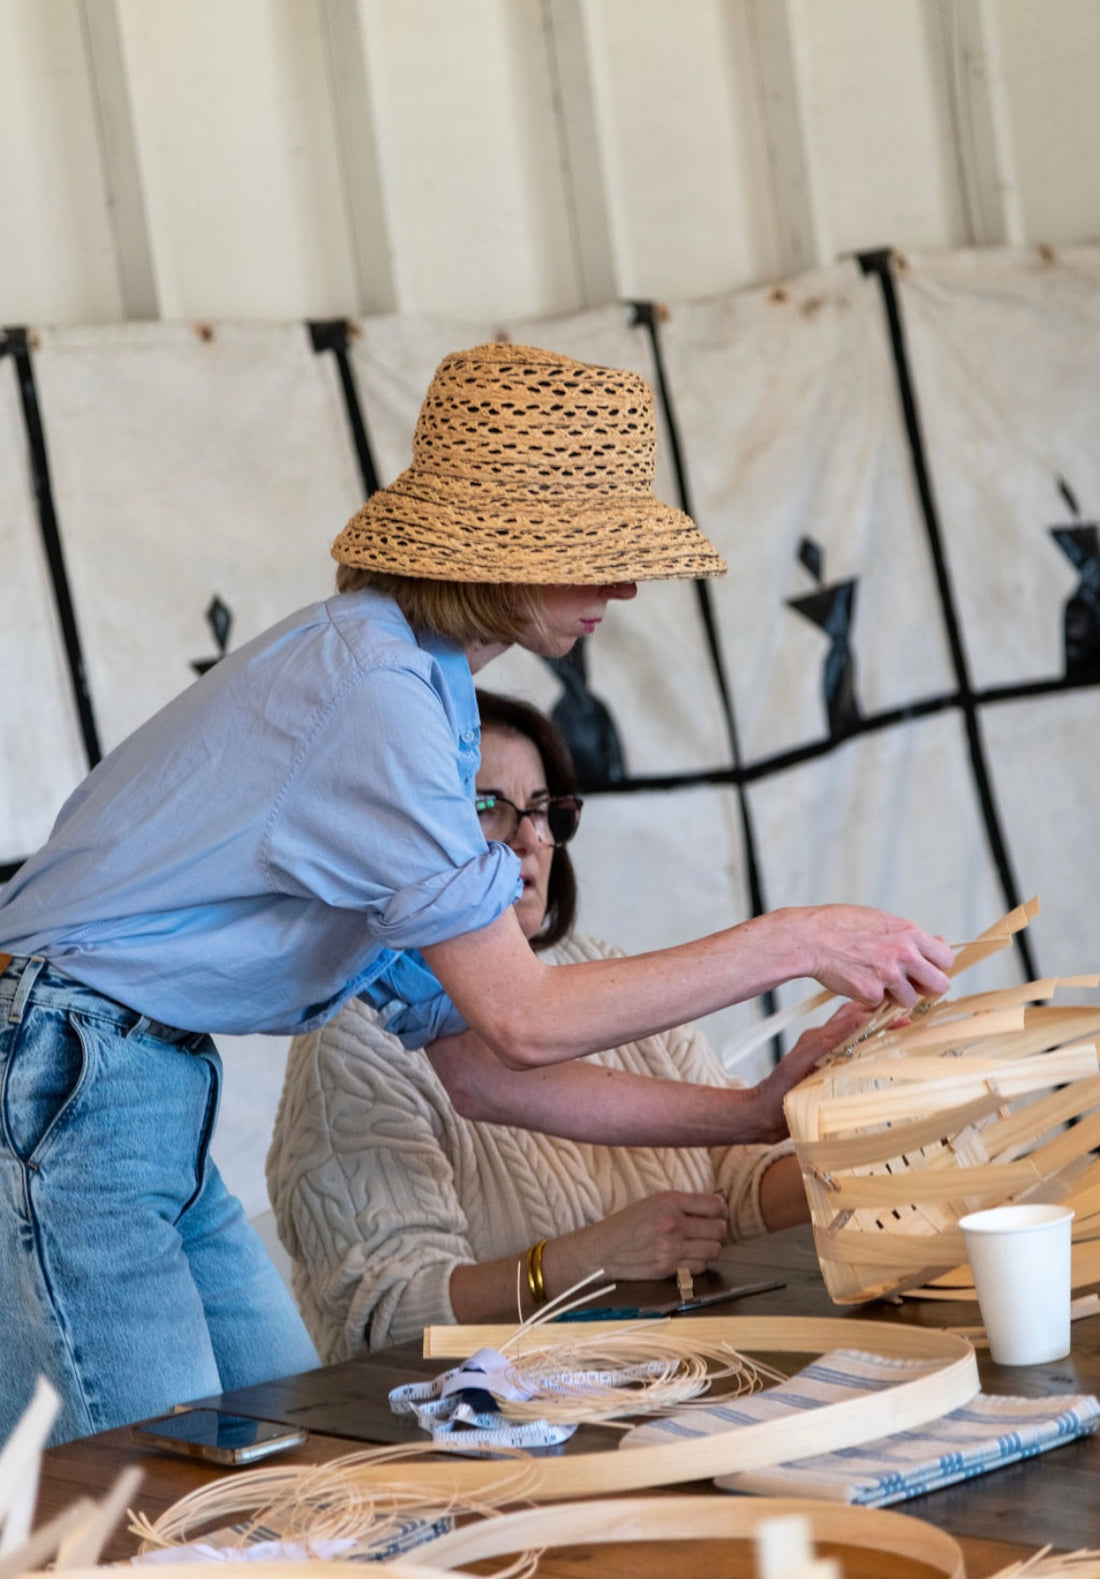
[781,905,953,1008]
[746,1000,870,1144]
[426,903,952,1072]
[449,1191,728,1323]
[545,1191,728,1286]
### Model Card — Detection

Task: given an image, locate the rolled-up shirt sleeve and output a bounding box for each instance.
[263,661,521,949]
[360,948,467,1048]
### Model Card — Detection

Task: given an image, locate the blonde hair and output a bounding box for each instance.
[335,566,547,647]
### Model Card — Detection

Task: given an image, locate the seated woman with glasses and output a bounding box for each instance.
[267,690,863,1360]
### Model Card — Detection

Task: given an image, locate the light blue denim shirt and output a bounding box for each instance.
[0,590,520,1040]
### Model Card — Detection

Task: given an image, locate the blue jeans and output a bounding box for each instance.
[0,958,319,1445]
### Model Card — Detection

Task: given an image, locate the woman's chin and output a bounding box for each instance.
[518,630,578,660]
[516,902,544,941]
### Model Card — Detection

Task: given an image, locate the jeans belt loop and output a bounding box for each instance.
[9,956,46,1025]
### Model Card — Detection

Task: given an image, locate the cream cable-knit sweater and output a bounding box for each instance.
[267,933,790,1362]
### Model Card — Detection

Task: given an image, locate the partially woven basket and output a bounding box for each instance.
[785,899,1100,1304]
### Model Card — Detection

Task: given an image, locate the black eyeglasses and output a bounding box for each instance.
[475,793,583,848]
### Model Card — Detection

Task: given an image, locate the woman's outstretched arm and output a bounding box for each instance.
[426,1003,866,1147]
[422,903,949,1071]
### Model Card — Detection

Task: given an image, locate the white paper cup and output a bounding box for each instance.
[959,1203,1074,1366]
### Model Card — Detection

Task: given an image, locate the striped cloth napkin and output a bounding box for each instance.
[621,1348,1099,1506]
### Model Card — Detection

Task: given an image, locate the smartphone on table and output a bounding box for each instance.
[130,1407,308,1466]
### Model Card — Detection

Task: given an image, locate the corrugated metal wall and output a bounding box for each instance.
[3,0,1100,327]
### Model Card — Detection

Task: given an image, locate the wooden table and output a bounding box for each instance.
[37,1224,1100,1575]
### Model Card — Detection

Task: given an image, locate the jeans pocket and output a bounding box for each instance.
[2,1008,91,1165]
[183,1047,222,1217]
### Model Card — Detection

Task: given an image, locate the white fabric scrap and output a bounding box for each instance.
[135,1540,359,1565]
[389,1347,576,1448]
[132,1512,455,1565]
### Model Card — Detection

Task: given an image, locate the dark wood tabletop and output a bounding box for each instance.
[36,1223,1100,1575]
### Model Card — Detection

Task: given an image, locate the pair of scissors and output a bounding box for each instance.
[554,1278,785,1321]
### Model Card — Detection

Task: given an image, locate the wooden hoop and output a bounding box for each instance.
[400,1316,978,1501]
[414,1494,967,1579]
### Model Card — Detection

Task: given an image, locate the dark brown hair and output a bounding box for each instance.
[474,689,579,951]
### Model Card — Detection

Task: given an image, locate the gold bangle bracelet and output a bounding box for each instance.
[525,1238,549,1306]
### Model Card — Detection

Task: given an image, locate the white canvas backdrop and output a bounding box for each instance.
[4,243,1099,1221]
[661,262,958,758]
[31,321,360,752]
[0,353,88,862]
[899,247,1100,690]
[983,692,1100,981]
[747,714,1011,978]
[656,262,1020,1010]
[898,246,1100,975]
[574,782,756,1027]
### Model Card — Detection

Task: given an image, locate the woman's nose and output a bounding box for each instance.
[601,582,638,601]
[507,811,542,855]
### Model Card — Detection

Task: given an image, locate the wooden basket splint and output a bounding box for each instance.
[784,899,1100,1305]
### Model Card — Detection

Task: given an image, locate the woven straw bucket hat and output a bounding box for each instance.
[331,342,726,584]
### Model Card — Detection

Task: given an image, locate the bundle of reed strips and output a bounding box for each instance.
[131,1442,539,1560]
[785,898,1100,1304]
[424,1270,784,1429]
[484,1328,783,1427]
[990,1553,1100,1578]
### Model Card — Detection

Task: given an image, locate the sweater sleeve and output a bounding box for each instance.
[540,935,793,1242]
[266,999,475,1360]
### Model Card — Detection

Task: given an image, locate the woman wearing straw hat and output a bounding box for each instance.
[0,343,951,1445]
